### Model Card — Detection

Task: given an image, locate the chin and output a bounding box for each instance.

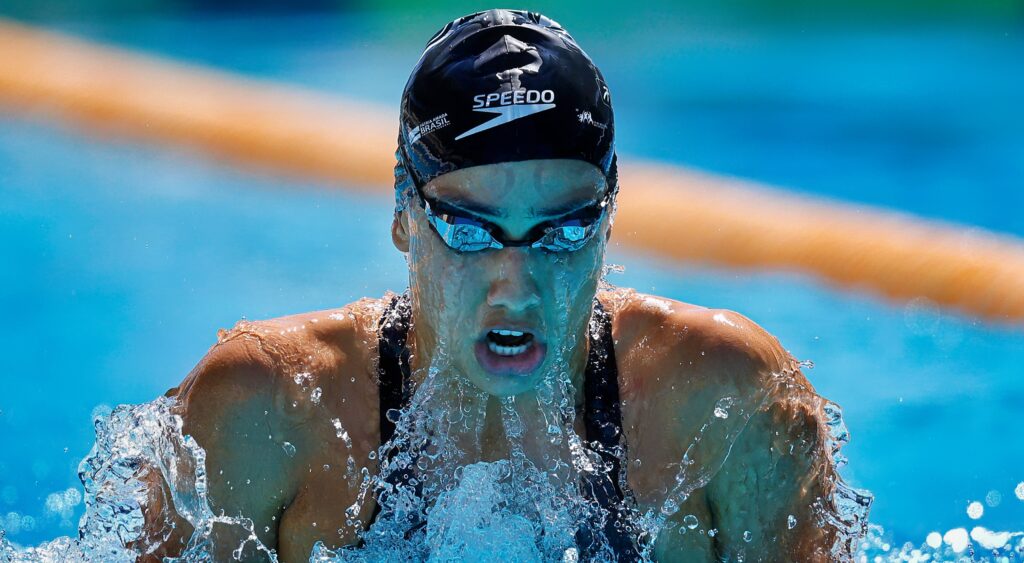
[459,356,548,397]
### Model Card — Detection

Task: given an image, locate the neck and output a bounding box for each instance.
[405,308,592,467]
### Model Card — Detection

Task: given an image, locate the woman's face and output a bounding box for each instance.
[397,159,610,396]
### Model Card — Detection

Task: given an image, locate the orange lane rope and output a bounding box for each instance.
[2,19,1022,323]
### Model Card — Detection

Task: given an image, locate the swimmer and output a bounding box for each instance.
[138,9,857,562]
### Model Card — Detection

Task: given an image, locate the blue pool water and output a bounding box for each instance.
[1,9,1023,553]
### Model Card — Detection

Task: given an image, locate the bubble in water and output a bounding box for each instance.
[1015,482,1024,501]
[708,528,718,538]
[743,530,753,542]
[311,387,322,405]
[985,489,1002,507]
[925,531,942,549]
[713,397,734,419]
[943,528,970,553]
[787,514,797,530]
[44,487,82,521]
[969,526,1013,550]
[3,512,23,535]
[967,501,984,519]
[682,514,699,529]
[282,442,296,457]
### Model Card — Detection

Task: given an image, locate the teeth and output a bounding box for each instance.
[487,341,530,356]
[492,329,525,337]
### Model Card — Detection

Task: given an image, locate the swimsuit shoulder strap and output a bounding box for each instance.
[368,292,414,530]
[583,298,625,465]
[583,299,640,561]
[378,292,413,446]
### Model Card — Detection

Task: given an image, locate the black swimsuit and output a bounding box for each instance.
[372,293,639,561]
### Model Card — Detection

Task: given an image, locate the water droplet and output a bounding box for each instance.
[985,489,1002,507]
[331,418,352,447]
[943,528,969,553]
[713,397,734,419]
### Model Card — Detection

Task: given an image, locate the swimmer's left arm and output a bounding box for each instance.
[631,304,843,561]
[698,314,843,562]
[705,392,841,561]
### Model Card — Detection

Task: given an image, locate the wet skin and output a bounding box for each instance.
[141,160,843,562]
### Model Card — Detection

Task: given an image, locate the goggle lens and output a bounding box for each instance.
[421,197,605,254]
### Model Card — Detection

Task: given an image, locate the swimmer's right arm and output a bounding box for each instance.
[133,334,300,561]
[134,330,327,561]
[139,321,369,562]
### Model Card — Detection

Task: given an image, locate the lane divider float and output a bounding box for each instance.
[2,18,1021,323]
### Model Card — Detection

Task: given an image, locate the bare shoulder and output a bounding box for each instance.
[602,289,843,560]
[600,288,806,400]
[599,289,808,497]
[157,296,391,554]
[173,296,386,424]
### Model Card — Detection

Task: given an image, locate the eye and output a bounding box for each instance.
[533,224,592,252]
[435,210,487,228]
[528,206,604,252]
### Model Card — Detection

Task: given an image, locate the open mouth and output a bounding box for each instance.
[486,329,534,355]
[474,328,546,377]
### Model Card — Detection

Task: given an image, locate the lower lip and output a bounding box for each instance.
[474,340,547,377]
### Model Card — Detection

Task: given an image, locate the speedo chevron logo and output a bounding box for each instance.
[455,89,556,140]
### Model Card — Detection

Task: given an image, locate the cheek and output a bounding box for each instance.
[539,240,605,294]
[408,220,486,314]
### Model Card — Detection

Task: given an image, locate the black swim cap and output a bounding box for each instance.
[394,9,617,212]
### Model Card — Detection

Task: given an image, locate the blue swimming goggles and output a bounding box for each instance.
[414,183,611,253]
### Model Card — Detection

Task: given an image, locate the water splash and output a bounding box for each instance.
[0,397,275,562]
[857,524,1024,561]
[0,290,891,562]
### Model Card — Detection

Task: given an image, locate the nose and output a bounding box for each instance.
[486,248,541,313]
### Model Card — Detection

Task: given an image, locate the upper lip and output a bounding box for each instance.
[480,320,543,341]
